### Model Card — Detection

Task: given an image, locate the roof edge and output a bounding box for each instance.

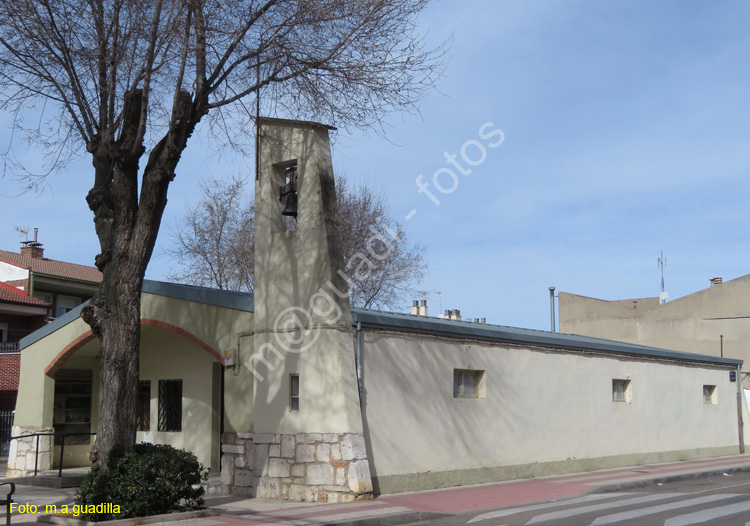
[20,280,255,350]
[258,116,336,131]
[141,280,254,312]
[351,309,742,368]
[20,300,89,349]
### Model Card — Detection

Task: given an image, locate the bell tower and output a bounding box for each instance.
[248,118,372,501]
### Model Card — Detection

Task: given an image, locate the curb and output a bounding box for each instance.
[37,509,218,526]
[594,464,750,493]
[325,510,449,526]
[329,463,750,525]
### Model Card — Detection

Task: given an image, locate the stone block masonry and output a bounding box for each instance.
[6,426,53,477]
[220,432,373,502]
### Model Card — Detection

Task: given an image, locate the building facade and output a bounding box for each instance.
[0,236,102,320]
[0,237,101,414]
[9,120,750,501]
[559,275,750,388]
[0,282,49,411]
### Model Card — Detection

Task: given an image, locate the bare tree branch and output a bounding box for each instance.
[0,0,445,464]
[167,174,428,309]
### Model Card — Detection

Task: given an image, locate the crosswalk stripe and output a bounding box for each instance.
[590,494,740,526]
[526,493,683,524]
[664,500,750,526]
[466,493,635,523]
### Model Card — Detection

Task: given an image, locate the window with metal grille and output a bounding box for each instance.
[158,380,182,432]
[137,381,151,431]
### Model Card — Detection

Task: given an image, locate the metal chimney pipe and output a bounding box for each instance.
[549,286,556,332]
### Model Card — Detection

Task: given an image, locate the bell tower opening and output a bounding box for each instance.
[280,164,298,231]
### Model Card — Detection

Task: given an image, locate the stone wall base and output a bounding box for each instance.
[220,432,373,502]
[6,426,53,477]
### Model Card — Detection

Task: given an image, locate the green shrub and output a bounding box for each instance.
[75,443,209,521]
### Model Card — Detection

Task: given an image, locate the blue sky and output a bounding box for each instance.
[2,0,750,330]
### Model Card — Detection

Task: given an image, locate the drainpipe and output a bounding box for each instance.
[737,364,745,454]
[28,268,34,296]
[356,322,363,406]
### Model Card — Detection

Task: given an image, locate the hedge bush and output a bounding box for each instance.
[76,443,209,521]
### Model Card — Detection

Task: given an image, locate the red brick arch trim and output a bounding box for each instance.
[44,330,96,377]
[44,319,223,377]
[140,319,224,364]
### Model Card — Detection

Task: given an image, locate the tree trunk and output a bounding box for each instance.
[82,154,151,464]
[89,268,143,463]
[81,88,201,465]
[82,156,168,464]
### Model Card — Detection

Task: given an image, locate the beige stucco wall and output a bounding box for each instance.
[135,325,221,470]
[139,291,255,434]
[252,119,362,436]
[361,329,747,493]
[15,316,92,428]
[12,288,256,473]
[53,354,99,469]
[559,275,750,388]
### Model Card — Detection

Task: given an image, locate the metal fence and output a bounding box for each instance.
[0,342,19,354]
[0,411,13,456]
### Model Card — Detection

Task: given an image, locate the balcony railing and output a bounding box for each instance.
[0,342,19,353]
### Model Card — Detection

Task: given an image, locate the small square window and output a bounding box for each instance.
[453,369,485,398]
[290,374,299,412]
[703,384,717,404]
[612,379,631,403]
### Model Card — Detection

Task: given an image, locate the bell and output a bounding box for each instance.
[281,192,298,217]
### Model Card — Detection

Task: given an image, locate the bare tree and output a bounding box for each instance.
[168,176,254,292]
[0,0,445,463]
[168,174,427,308]
[336,176,427,309]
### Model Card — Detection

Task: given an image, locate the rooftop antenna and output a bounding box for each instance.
[658,250,669,304]
[14,225,30,245]
[435,291,442,313]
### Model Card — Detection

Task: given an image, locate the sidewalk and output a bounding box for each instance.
[10,454,750,526]
[196,455,750,525]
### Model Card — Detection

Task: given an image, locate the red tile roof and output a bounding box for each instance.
[0,250,102,284]
[0,281,50,307]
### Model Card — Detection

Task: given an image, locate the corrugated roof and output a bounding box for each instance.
[0,282,50,307]
[351,308,743,368]
[18,279,743,369]
[0,250,102,283]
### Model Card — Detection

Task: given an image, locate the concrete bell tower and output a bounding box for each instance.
[249,118,372,502]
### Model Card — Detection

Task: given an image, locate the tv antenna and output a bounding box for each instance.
[658,250,668,304]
